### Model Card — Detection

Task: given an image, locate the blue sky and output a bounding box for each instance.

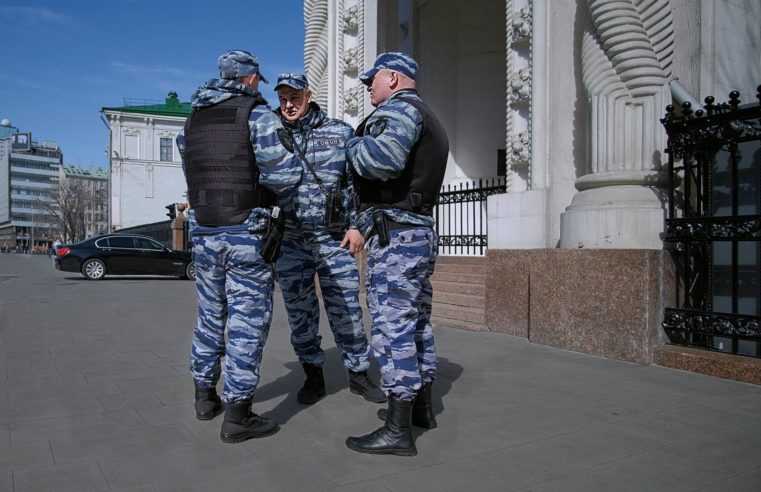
[0,0,305,168]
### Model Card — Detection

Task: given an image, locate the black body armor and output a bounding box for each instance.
[183,96,275,226]
[352,96,449,216]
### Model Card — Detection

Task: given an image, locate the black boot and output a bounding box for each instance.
[377,381,437,429]
[194,383,222,421]
[297,363,326,405]
[349,371,387,403]
[220,400,279,443]
[345,395,417,456]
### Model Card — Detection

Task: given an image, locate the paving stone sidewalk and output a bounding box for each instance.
[1,254,760,491]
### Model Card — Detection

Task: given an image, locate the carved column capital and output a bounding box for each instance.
[508,132,530,165]
[510,7,531,41]
[343,5,359,32]
[508,68,531,101]
[344,85,364,114]
[344,46,361,73]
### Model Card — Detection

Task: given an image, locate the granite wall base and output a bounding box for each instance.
[486,249,675,364]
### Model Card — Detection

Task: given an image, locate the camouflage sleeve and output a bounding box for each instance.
[345,98,423,181]
[338,122,359,230]
[249,106,301,195]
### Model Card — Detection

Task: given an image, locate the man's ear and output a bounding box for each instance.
[388,71,399,90]
[304,90,313,104]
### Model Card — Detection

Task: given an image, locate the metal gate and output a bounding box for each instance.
[661,89,761,358]
[434,178,506,256]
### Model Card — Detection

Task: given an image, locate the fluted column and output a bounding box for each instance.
[304,0,330,108]
[560,0,674,249]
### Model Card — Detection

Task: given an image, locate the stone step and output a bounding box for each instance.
[432,280,485,297]
[654,344,761,385]
[433,290,485,309]
[432,303,485,325]
[436,255,487,266]
[431,315,487,332]
[431,271,485,284]
[434,262,486,276]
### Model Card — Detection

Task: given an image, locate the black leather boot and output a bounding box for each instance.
[377,381,437,428]
[349,371,387,403]
[345,395,417,456]
[220,400,279,443]
[297,363,326,404]
[194,383,222,421]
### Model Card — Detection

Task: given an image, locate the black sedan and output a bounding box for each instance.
[55,234,196,281]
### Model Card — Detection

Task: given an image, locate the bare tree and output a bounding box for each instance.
[40,178,89,243]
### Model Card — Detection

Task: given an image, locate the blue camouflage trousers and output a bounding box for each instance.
[189,231,274,403]
[365,226,438,401]
[276,227,371,371]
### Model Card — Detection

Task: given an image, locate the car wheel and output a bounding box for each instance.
[183,261,196,281]
[82,258,106,280]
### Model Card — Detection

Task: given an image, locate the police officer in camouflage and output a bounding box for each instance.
[177,50,300,443]
[273,73,385,406]
[344,53,449,456]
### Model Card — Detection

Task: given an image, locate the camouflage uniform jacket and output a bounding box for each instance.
[276,102,357,231]
[345,89,433,235]
[177,78,300,234]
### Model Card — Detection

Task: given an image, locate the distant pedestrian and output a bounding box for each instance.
[51,240,62,258]
[178,49,300,443]
[344,52,449,456]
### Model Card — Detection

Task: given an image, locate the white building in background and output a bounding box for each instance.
[60,165,110,239]
[101,92,189,230]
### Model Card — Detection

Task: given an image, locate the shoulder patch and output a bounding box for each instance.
[368,118,388,138]
[277,128,294,153]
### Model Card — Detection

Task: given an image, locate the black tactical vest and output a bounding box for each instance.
[183,96,275,226]
[353,96,449,216]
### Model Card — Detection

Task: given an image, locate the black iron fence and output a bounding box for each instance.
[120,177,508,256]
[434,177,506,256]
[115,220,173,248]
[661,87,761,358]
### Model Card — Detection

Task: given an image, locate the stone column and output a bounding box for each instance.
[304,0,330,109]
[559,0,674,249]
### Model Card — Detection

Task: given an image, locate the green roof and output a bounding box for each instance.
[63,165,109,179]
[102,91,191,117]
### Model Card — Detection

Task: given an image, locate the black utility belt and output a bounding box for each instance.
[368,211,423,247]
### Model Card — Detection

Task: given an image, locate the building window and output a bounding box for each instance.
[160,137,173,162]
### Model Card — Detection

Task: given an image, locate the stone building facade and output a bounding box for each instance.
[305,0,761,377]
[101,93,190,230]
